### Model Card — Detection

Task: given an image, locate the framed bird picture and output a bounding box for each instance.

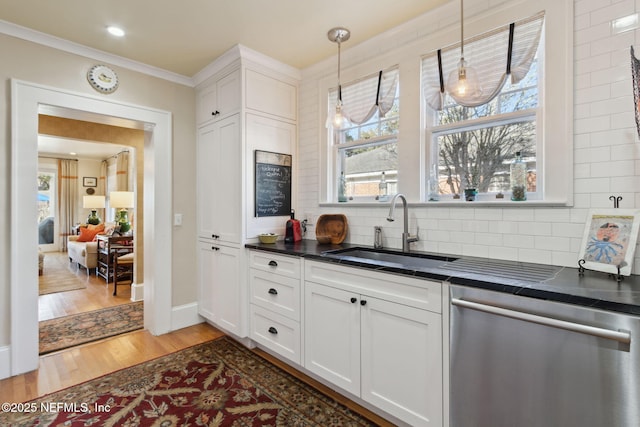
[578,209,640,276]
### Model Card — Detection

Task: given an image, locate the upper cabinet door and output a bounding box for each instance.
[245,69,297,121]
[196,69,241,125]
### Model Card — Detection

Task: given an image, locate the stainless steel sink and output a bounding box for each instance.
[322,247,458,270]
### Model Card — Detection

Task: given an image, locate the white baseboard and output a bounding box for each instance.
[130,282,144,302]
[0,345,11,380]
[171,302,203,331]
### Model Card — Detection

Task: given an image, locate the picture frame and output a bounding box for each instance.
[578,209,640,276]
[83,177,97,187]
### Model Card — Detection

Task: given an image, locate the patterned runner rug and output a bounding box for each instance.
[39,301,144,354]
[2,336,377,426]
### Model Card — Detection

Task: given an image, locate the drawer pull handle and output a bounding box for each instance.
[360,300,367,306]
[268,260,278,267]
[350,297,357,304]
[268,288,278,295]
[268,326,278,335]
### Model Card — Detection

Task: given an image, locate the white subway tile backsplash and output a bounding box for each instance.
[295,0,640,268]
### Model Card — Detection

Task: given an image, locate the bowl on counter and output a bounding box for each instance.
[258,233,278,244]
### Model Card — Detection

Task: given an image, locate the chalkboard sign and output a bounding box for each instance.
[255,150,292,217]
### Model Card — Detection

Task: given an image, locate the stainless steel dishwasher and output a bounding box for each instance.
[450,285,640,427]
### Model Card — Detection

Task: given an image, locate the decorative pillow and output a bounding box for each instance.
[87,223,105,232]
[77,226,102,242]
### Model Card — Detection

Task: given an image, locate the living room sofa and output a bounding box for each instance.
[67,235,99,274]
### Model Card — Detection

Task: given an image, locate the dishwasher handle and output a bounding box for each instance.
[451,298,631,344]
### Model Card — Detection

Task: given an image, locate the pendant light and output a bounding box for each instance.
[446,0,481,103]
[327,27,350,129]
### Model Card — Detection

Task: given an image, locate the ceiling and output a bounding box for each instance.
[0,0,446,76]
[6,0,447,159]
[38,135,126,161]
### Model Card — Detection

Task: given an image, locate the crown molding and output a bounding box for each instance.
[0,19,194,87]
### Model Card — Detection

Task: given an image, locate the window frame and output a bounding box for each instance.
[327,68,400,203]
[426,56,542,201]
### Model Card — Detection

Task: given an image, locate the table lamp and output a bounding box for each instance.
[110,191,134,234]
[83,195,105,225]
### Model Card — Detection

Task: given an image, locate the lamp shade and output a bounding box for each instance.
[83,195,105,209]
[110,191,134,209]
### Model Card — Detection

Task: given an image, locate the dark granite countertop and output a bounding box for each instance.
[245,240,640,316]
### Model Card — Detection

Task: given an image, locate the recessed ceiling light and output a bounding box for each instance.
[69,152,77,156]
[107,26,125,37]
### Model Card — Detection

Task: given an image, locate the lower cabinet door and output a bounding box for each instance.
[214,244,241,335]
[197,242,216,321]
[197,242,241,335]
[360,297,443,427]
[304,282,360,396]
[250,305,300,364]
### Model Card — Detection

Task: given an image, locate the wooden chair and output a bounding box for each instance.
[113,252,134,296]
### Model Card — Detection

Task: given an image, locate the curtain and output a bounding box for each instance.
[422,12,544,110]
[98,159,108,221]
[328,67,399,127]
[58,159,78,251]
[116,151,129,191]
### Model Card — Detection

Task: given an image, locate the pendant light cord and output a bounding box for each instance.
[460,0,465,58]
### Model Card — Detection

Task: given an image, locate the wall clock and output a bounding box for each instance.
[87,65,119,94]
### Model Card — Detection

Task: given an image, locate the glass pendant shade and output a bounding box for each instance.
[332,100,348,129]
[445,0,482,104]
[446,58,481,102]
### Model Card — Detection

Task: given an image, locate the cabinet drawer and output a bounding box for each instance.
[250,305,300,365]
[248,251,301,279]
[305,260,442,313]
[250,269,300,321]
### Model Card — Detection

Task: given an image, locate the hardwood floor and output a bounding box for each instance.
[0,323,224,403]
[11,252,395,426]
[39,251,132,321]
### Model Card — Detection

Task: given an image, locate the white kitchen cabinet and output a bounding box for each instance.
[249,251,302,364]
[196,68,241,125]
[195,46,299,339]
[197,241,242,335]
[304,281,361,395]
[197,114,241,244]
[304,260,443,427]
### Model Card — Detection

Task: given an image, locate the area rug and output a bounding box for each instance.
[38,253,87,295]
[2,336,377,427]
[39,301,144,354]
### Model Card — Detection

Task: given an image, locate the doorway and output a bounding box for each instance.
[11,80,174,377]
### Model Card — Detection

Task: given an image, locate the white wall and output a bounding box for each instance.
[0,33,197,348]
[298,0,640,271]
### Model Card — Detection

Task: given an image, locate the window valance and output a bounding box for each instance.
[328,67,399,127]
[422,11,544,110]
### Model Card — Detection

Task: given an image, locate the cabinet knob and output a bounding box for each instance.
[211,246,220,251]
[350,297,357,304]
[268,260,278,267]
[360,300,367,306]
[268,288,278,295]
[268,326,278,335]
[211,110,220,116]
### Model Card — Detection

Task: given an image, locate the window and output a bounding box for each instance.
[431,59,539,198]
[329,68,400,201]
[423,13,545,201]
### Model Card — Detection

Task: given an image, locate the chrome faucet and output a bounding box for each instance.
[386,193,419,253]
